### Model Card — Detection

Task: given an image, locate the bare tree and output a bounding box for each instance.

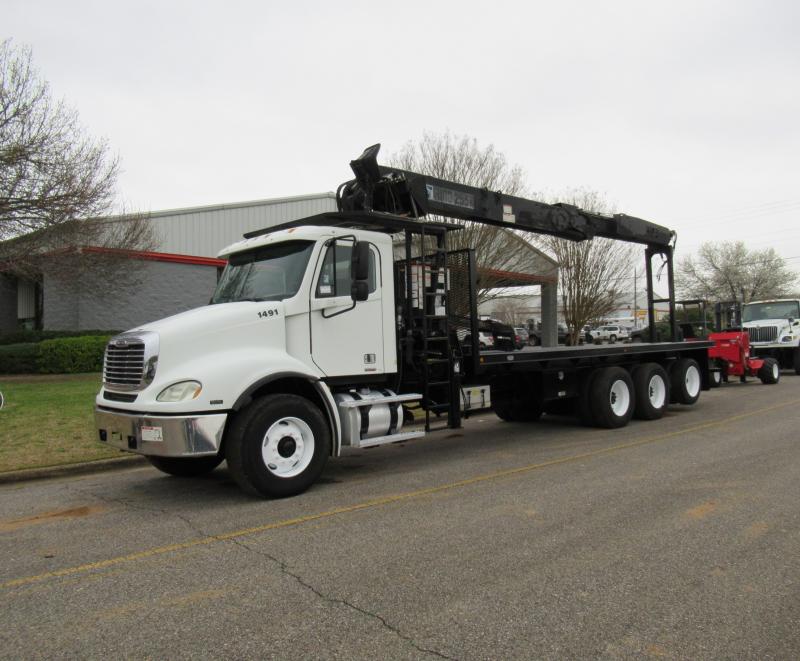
[677,241,796,303]
[390,132,555,304]
[0,40,154,291]
[535,189,636,344]
[492,297,527,326]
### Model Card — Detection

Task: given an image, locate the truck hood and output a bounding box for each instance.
[131,301,288,376]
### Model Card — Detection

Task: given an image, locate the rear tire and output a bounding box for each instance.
[225,394,330,498]
[589,366,635,428]
[669,358,701,405]
[147,454,223,477]
[631,363,670,420]
[758,357,780,384]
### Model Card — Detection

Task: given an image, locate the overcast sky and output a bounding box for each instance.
[5,0,800,267]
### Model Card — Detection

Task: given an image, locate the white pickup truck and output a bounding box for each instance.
[742,299,800,374]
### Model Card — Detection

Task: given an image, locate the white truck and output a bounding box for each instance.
[742,299,800,374]
[95,145,711,498]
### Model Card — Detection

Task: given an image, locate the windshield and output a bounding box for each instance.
[211,240,315,304]
[742,301,800,322]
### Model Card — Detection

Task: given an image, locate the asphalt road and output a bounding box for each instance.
[2,377,799,659]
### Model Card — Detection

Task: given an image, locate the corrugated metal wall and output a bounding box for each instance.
[147,193,337,257]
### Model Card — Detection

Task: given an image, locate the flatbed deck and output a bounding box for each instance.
[477,341,713,369]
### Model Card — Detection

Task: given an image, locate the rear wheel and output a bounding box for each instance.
[226,394,330,498]
[758,357,780,384]
[147,454,223,477]
[631,363,670,420]
[669,358,701,405]
[589,366,635,428]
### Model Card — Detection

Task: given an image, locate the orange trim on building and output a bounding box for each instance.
[82,247,227,268]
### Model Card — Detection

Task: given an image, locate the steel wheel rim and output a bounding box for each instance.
[262,417,315,478]
[685,365,701,397]
[772,363,779,380]
[648,374,666,408]
[609,379,630,416]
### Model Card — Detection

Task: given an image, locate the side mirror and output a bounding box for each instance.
[351,241,370,282]
[351,280,369,301]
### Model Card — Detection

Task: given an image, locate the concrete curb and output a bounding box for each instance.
[0,455,148,485]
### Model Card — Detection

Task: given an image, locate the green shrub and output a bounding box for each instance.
[36,336,112,374]
[0,343,40,374]
[0,329,119,346]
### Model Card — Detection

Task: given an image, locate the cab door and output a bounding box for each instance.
[309,238,384,377]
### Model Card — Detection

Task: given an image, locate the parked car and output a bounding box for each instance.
[528,323,570,345]
[479,318,516,351]
[588,325,629,343]
[477,330,495,349]
[513,327,530,349]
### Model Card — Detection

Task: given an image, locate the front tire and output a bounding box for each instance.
[147,454,223,477]
[758,357,780,384]
[226,394,330,498]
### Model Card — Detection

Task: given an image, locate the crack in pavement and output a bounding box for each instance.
[228,536,456,660]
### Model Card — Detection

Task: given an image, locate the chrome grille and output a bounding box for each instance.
[746,326,778,343]
[103,332,158,391]
[104,343,145,386]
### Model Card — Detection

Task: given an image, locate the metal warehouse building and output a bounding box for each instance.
[0,193,337,332]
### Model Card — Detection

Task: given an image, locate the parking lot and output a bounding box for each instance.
[2,378,799,659]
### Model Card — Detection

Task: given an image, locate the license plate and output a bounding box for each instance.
[141,426,163,442]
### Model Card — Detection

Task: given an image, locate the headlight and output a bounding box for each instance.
[781,336,793,342]
[157,381,202,402]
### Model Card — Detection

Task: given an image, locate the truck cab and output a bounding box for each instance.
[742,299,800,373]
[96,224,411,497]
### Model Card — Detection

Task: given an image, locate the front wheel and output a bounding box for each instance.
[147,454,224,477]
[226,394,331,498]
[758,357,780,384]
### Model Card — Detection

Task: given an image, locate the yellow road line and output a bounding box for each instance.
[3,397,798,590]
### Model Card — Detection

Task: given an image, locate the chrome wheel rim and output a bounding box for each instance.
[648,374,666,408]
[262,417,315,478]
[685,365,701,397]
[609,379,630,416]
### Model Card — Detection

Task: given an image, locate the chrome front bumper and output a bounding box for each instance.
[94,407,227,457]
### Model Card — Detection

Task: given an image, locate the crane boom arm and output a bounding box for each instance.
[337,144,675,249]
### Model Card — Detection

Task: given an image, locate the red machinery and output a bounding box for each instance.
[675,299,780,387]
[707,329,780,386]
